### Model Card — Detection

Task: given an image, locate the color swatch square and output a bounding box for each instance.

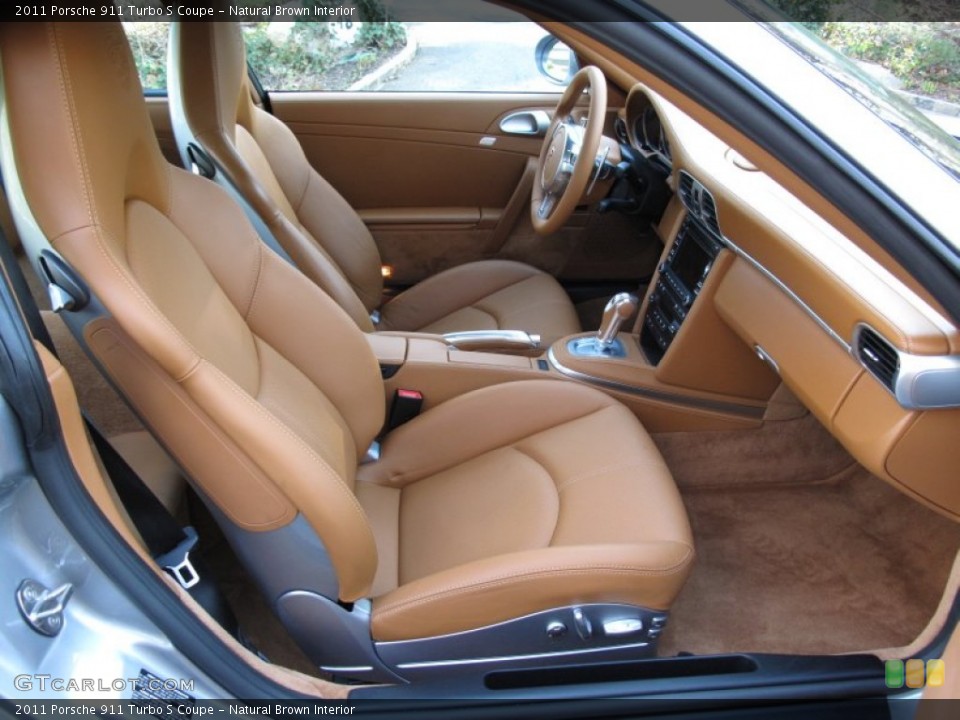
[905,658,925,688]
[885,659,904,689]
[927,659,945,688]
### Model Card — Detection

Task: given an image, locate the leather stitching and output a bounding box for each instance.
[374,549,695,619]
[508,445,563,546]
[382,403,612,487]
[48,25,95,227]
[553,460,658,494]
[242,243,266,320]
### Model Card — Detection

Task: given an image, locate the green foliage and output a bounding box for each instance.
[356,22,407,50]
[766,0,833,27]
[126,22,169,91]
[124,5,407,94]
[243,22,337,91]
[354,0,406,49]
[818,22,960,100]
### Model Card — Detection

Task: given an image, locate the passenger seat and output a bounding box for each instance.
[0,22,693,682]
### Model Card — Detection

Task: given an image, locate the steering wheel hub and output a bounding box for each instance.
[541,122,582,197]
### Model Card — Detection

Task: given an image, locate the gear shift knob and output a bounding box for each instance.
[598,292,638,346]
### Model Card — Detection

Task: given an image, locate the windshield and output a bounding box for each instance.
[759,20,960,182]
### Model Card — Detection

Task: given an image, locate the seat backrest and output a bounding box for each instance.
[168,21,382,332]
[0,21,382,603]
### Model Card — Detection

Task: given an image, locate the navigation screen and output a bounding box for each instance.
[672,232,711,290]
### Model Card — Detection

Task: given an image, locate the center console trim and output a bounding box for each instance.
[547,346,765,419]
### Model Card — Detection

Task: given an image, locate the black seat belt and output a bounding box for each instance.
[0,228,239,638]
[86,420,238,636]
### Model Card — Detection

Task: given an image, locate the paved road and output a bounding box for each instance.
[377,23,563,93]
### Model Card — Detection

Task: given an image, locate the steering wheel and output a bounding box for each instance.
[531,66,607,236]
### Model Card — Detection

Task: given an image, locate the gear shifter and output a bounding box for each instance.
[597,293,638,347]
[566,292,638,359]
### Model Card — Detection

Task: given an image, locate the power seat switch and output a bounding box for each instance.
[389,389,423,430]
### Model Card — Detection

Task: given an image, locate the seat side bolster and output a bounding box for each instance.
[231,125,375,331]
[245,247,385,458]
[182,359,378,602]
[249,108,384,313]
[370,542,695,642]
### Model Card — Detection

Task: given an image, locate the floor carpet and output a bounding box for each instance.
[659,467,960,656]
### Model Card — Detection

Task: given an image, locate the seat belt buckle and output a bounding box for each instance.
[157,526,200,590]
[388,389,423,430]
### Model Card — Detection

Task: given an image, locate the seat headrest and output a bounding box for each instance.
[0,22,169,245]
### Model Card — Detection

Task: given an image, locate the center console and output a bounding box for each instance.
[641,215,724,364]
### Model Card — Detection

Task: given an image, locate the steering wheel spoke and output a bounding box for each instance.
[538,192,558,219]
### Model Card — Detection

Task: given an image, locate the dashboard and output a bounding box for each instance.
[616,83,960,522]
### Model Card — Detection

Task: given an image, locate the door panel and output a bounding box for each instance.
[271,93,548,209]
[144,90,661,289]
[271,91,657,287]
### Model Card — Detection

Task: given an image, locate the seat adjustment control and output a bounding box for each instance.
[546,621,568,639]
[572,607,593,639]
[603,618,644,636]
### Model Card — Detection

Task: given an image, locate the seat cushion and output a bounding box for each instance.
[357,380,694,642]
[377,260,581,346]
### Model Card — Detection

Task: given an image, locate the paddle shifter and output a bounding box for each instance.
[566,292,638,358]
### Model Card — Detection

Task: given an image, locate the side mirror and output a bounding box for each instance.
[534,35,579,85]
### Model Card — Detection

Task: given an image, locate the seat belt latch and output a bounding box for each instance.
[157,526,201,590]
[388,389,423,430]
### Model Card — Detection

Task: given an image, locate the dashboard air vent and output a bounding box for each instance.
[701,193,720,236]
[678,172,695,211]
[614,117,629,145]
[856,326,900,391]
[678,171,722,239]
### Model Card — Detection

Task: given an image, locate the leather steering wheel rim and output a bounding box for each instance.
[531,65,607,236]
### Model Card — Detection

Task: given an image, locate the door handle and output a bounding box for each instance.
[499,110,551,137]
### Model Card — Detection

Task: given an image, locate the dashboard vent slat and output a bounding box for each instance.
[701,194,720,236]
[678,173,695,211]
[614,117,629,145]
[678,171,722,240]
[856,327,900,391]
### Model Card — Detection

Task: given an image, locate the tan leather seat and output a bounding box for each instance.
[0,22,692,680]
[167,22,581,345]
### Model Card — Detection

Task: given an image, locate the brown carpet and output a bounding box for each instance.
[660,468,960,656]
[653,411,855,491]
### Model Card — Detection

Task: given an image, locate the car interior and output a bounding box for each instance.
[0,15,958,698]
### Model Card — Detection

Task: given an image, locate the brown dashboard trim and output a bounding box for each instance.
[722,237,849,352]
[548,23,959,351]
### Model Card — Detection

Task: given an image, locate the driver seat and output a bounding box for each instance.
[167,22,581,345]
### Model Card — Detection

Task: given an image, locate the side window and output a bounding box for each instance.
[245,20,573,93]
[124,22,170,93]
